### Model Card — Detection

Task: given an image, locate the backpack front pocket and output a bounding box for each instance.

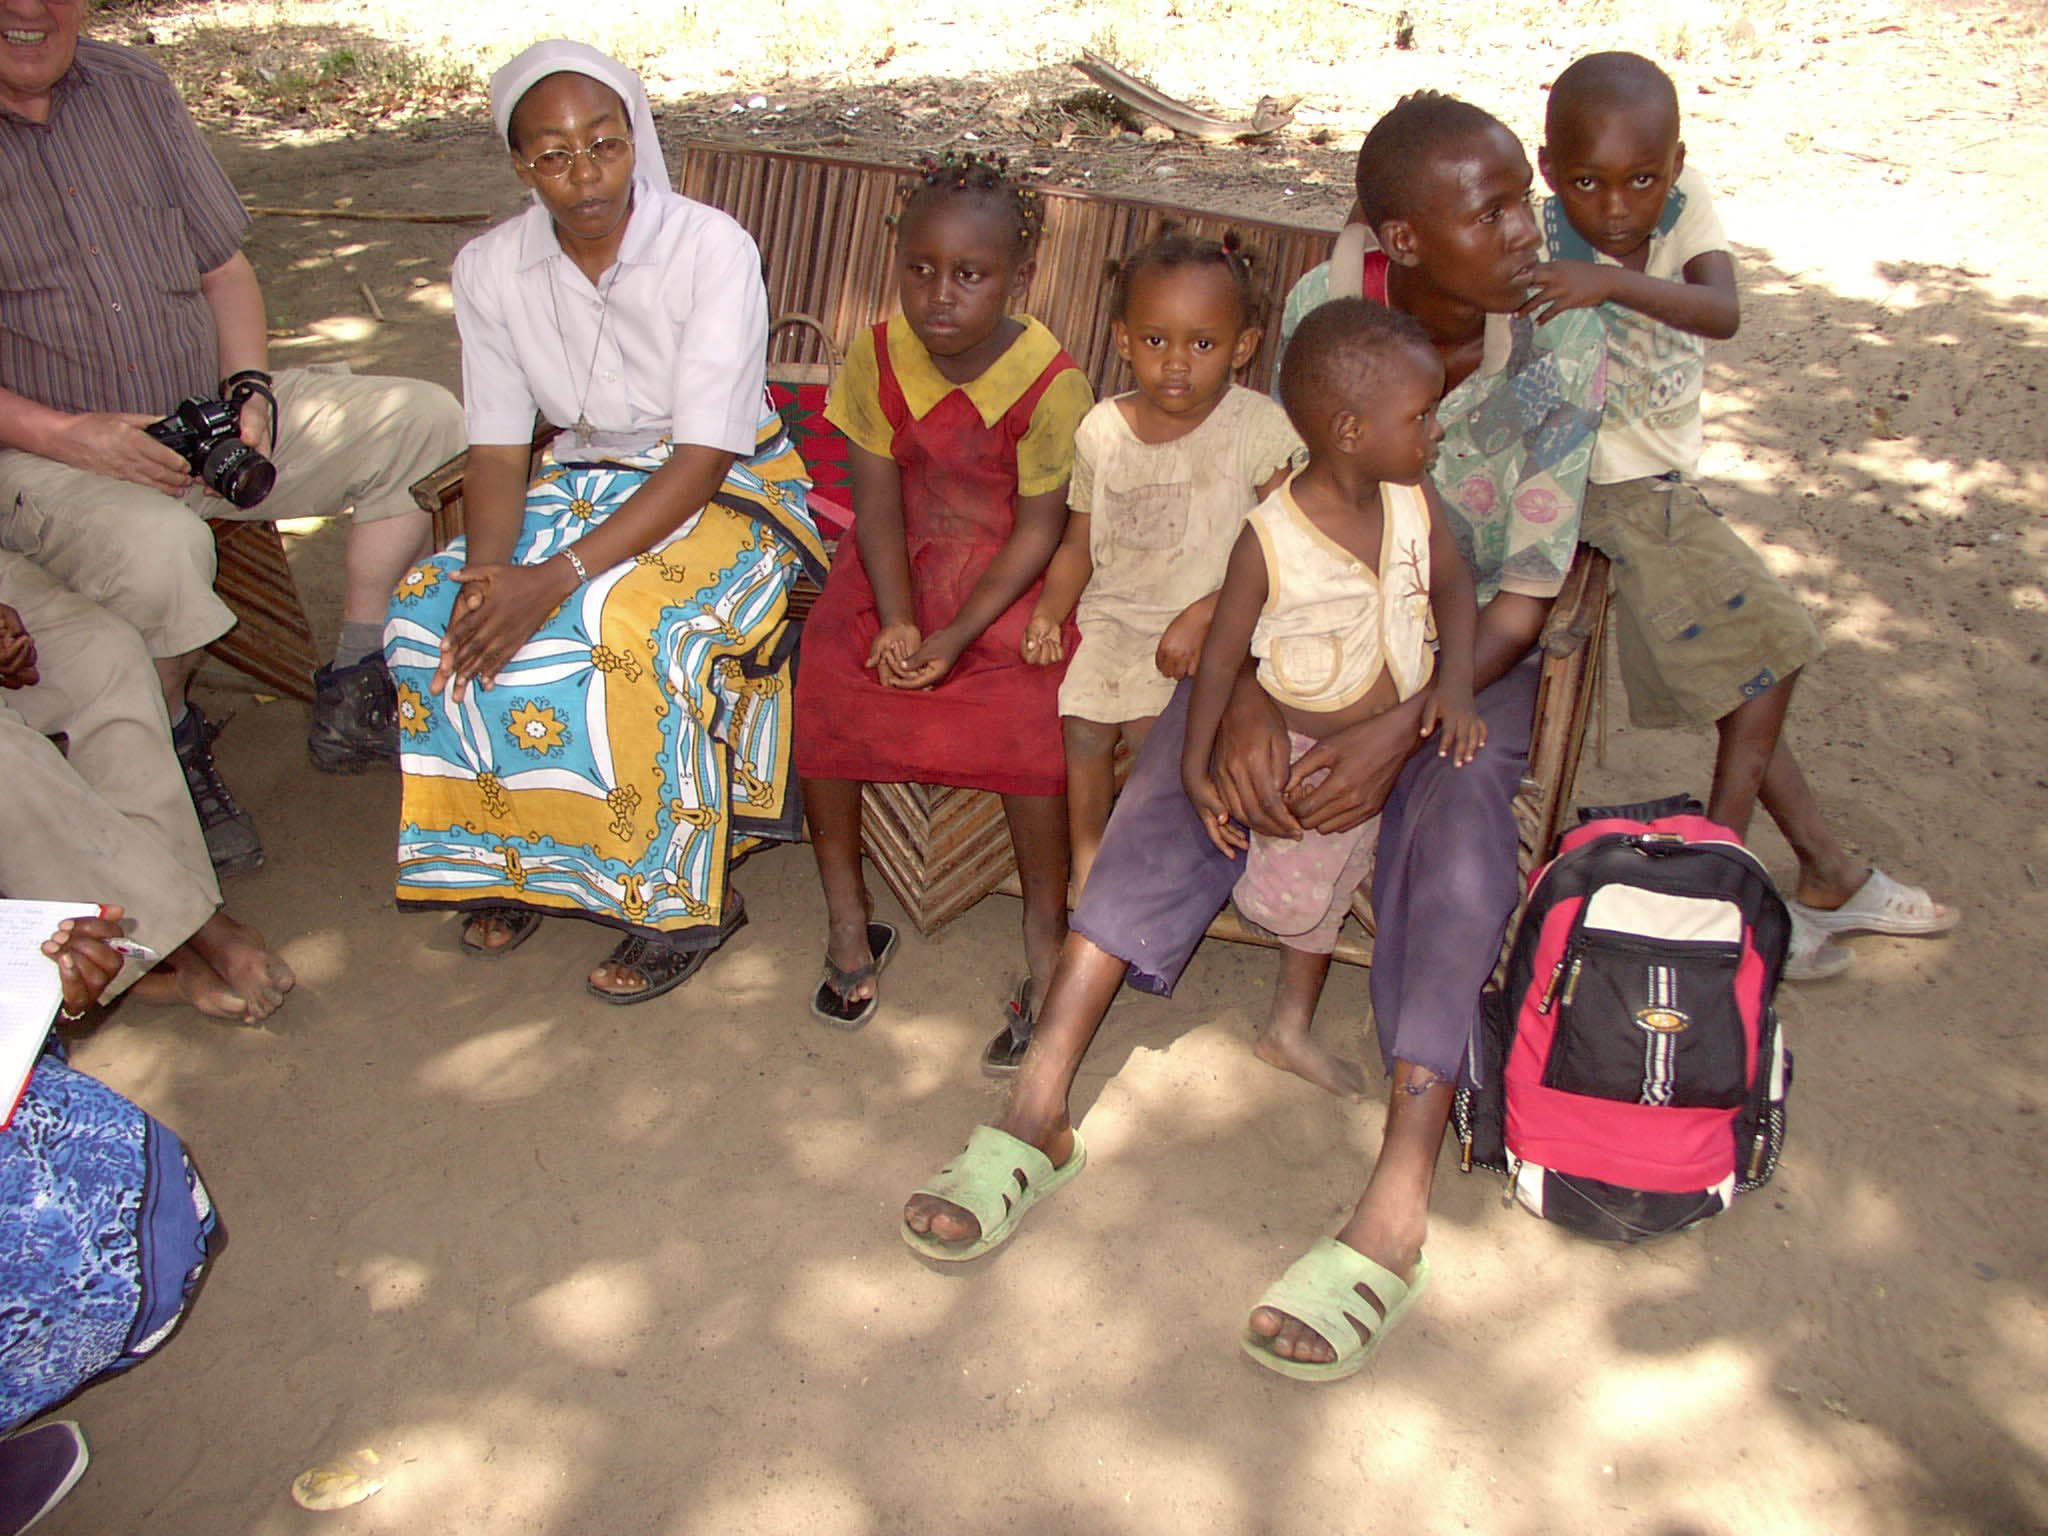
[1539,930,1750,1108]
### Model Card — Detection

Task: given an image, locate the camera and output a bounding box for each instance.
[145,394,276,509]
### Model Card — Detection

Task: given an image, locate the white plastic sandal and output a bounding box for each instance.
[1783,906,1855,982]
[1789,868,1958,939]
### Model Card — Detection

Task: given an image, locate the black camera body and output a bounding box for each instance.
[145,395,276,509]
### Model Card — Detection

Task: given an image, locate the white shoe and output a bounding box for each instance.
[1787,868,1959,939]
[1783,906,1854,982]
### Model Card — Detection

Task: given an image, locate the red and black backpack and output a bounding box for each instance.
[1455,797,1793,1242]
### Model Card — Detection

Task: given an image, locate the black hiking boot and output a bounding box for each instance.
[308,656,399,773]
[173,702,263,875]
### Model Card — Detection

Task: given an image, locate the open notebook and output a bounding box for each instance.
[0,899,99,1128]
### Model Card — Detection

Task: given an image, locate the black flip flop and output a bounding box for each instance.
[981,977,1035,1077]
[810,921,900,1030]
[585,892,748,1006]
[462,906,543,959]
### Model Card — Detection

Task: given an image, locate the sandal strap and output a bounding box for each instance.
[606,931,687,973]
[914,1125,1058,1236]
[822,955,879,997]
[1254,1238,1426,1361]
[819,920,895,1002]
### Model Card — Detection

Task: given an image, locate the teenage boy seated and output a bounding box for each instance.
[1524,50,1957,978]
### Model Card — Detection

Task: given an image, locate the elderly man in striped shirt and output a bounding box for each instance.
[0,1,465,872]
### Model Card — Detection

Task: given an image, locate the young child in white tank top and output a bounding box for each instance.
[1181,299,1486,1085]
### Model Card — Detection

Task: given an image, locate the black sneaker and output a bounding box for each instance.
[173,702,263,875]
[0,1421,89,1536]
[308,656,399,774]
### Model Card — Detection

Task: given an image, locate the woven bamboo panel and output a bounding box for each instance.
[676,144,1340,396]
[858,780,1015,935]
[206,518,317,701]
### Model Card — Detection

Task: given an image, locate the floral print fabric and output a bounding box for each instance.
[385,406,824,941]
[1278,259,1608,604]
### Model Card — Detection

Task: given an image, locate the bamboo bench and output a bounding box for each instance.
[410,143,1610,964]
[207,519,319,702]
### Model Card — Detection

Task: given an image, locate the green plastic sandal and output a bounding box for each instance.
[1242,1238,1430,1382]
[902,1124,1088,1262]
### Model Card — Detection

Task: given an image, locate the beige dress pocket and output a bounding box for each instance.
[1268,632,1345,699]
[1102,479,1191,553]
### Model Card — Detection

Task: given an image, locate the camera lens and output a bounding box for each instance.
[202,438,276,509]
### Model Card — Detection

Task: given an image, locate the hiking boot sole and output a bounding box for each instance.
[211,845,266,877]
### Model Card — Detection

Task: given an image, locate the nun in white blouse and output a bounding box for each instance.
[383,39,825,1004]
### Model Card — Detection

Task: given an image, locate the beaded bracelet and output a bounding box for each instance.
[559,547,590,583]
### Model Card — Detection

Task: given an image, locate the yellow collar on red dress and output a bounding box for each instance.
[884,313,1062,429]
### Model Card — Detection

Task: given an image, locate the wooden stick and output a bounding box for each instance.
[357,281,385,323]
[248,206,491,224]
[1072,51,1299,141]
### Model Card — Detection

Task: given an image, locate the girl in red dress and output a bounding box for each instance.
[794,157,1093,1048]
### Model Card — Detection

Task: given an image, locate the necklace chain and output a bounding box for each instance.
[548,264,622,438]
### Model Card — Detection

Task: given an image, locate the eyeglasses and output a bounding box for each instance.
[523,136,633,179]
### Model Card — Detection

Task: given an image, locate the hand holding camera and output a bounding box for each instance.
[43,411,194,495]
[41,371,280,508]
[144,371,278,509]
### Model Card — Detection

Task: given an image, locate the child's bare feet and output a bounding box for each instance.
[1255,1025,1367,1101]
[1252,947,1365,1101]
[186,911,295,1024]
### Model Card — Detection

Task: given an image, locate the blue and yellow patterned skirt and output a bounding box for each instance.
[384,413,824,945]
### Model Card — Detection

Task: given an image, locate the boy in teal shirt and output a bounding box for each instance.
[1526,50,1956,977]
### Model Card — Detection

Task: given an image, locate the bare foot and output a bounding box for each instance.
[1253,946,1364,1100]
[902,1113,1076,1248]
[130,955,250,1023]
[1254,1026,1367,1101]
[187,911,295,1024]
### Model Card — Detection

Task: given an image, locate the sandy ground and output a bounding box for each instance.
[31,9,2048,1534]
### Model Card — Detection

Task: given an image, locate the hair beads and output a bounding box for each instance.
[1107,223,1262,326]
[895,151,1044,255]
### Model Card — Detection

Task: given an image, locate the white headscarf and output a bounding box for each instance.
[489,40,668,199]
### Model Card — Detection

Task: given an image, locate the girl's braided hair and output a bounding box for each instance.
[894,151,1044,257]
[1107,225,1262,327]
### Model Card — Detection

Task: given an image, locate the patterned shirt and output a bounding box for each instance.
[1277,257,1607,605]
[0,40,250,417]
[1540,163,1728,482]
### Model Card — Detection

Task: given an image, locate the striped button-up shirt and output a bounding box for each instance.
[0,39,249,416]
